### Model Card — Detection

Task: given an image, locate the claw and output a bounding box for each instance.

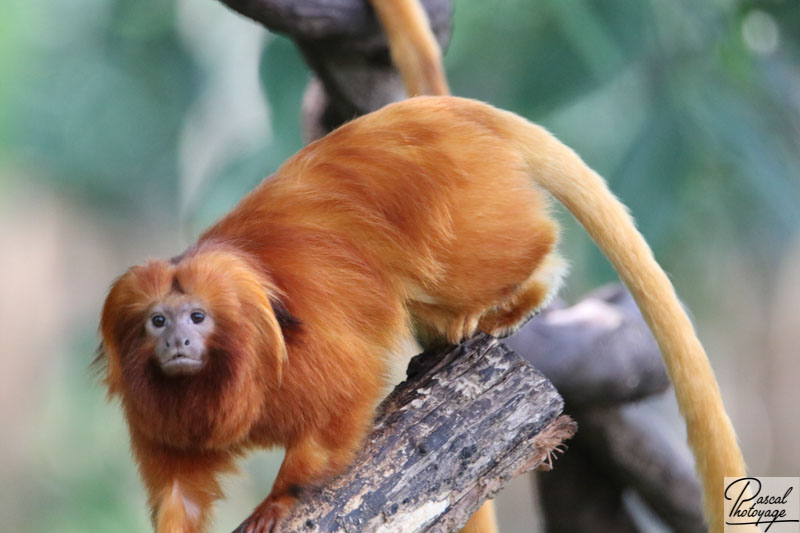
[233,498,290,533]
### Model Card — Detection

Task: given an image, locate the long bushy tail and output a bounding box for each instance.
[369,0,449,96]
[489,103,745,532]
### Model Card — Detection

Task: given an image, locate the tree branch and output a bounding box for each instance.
[509,285,706,532]
[219,0,452,43]
[217,0,453,139]
[254,335,575,532]
[505,284,670,407]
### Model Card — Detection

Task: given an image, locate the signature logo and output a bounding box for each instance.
[724,477,800,532]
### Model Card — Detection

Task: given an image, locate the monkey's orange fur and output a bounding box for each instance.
[100,96,744,533]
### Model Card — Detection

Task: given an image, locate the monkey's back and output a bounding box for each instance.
[205,97,559,336]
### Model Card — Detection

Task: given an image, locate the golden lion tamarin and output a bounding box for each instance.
[99,96,745,533]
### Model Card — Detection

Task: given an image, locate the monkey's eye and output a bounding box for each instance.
[190,311,205,324]
[151,315,166,328]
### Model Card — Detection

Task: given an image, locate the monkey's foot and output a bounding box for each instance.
[233,496,293,533]
[445,312,482,345]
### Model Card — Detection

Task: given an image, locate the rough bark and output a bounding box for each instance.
[265,335,576,533]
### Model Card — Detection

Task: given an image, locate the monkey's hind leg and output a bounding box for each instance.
[477,253,567,338]
[408,300,485,346]
[409,253,566,345]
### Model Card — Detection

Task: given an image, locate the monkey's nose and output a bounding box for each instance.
[166,339,190,348]
[165,339,190,347]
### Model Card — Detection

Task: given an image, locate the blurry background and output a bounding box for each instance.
[1,0,798,531]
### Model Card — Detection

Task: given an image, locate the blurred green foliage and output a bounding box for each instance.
[185,35,308,233]
[1,0,798,531]
[3,0,199,214]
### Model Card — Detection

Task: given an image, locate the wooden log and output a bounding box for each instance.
[237,334,575,533]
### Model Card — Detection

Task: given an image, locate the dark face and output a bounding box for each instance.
[144,297,215,376]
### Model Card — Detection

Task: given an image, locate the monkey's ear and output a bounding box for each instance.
[240,278,291,384]
[258,297,289,384]
[270,298,302,338]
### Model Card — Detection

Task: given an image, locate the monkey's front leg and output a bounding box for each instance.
[235,434,348,533]
[132,435,235,533]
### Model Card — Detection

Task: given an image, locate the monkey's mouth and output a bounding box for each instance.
[160,353,205,376]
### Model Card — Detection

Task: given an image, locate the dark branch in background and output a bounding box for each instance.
[507,285,706,532]
[506,285,671,406]
[218,0,453,140]
[259,335,576,533]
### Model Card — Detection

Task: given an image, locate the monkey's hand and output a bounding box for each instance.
[233,431,362,533]
[233,494,295,533]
